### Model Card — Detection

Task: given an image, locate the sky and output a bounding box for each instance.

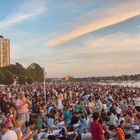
[0,0,140,78]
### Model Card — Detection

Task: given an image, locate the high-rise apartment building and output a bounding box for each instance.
[0,36,10,67]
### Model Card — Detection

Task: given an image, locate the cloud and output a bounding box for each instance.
[10,44,23,59]
[12,56,38,67]
[85,32,140,53]
[109,64,134,69]
[53,32,140,60]
[47,1,140,46]
[0,0,47,28]
[41,32,140,77]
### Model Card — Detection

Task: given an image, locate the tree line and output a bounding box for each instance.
[46,74,140,83]
[0,63,44,85]
[69,74,140,82]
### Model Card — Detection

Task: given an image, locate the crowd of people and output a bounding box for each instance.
[0,82,140,140]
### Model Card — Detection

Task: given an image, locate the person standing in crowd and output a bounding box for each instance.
[15,92,31,133]
[15,92,31,122]
[90,112,105,140]
[57,93,63,110]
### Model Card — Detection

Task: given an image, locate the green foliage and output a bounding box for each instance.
[2,70,14,85]
[0,62,44,85]
[0,70,4,84]
[9,63,26,76]
[18,75,26,85]
[27,63,44,82]
[26,76,33,84]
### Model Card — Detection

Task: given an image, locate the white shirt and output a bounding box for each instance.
[109,113,118,126]
[48,106,53,114]
[134,97,140,106]
[103,104,107,110]
[1,130,18,140]
[96,100,103,110]
[116,107,121,114]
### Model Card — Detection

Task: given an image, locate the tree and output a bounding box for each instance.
[27,63,44,82]
[18,75,26,85]
[26,76,33,84]
[0,62,44,85]
[2,70,14,85]
[0,70,4,84]
[8,63,26,76]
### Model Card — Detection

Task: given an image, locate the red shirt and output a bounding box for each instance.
[90,120,104,140]
[117,128,125,140]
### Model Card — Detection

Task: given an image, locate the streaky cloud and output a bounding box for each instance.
[48,1,140,46]
[0,0,47,28]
